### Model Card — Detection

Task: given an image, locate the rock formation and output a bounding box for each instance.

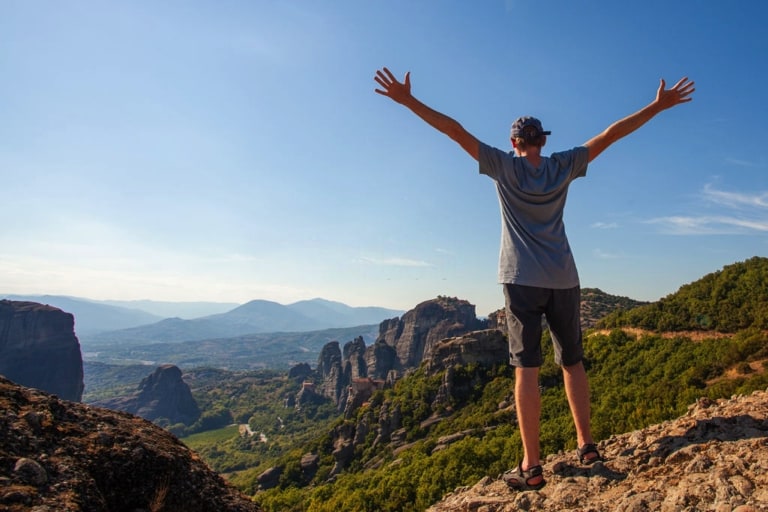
[316,341,346,406]
[371,296,484,375]
[342,336,367,382]
[312,298,488,411]
[92,364,201,426]
[287,362,312,381]
[319,326,509,477]
[427,390,768,512]
[425,329,508,374]
[0,300,84,402]
[0,376,261,512]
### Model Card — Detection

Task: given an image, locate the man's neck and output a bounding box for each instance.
[514,145,543,167]
[522,152,542,168]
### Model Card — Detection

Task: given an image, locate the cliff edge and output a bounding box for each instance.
[0,376,261,512]
[0,300,84,402]
[428,390,768,512]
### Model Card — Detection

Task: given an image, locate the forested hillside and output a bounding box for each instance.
[580,287,648,328]
[599,256,768,332]
[169,257,768,512]
[247,328,768,511]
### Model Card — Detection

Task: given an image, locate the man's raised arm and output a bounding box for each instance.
[374,67,480,161]
[585,77,695,162]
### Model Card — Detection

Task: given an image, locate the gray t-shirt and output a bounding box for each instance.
[478,142,589,289]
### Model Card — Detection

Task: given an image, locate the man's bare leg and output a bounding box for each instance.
[515,366,543,482]
[562,361,597,459]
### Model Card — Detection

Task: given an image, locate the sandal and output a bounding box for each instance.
[577,443,603,465]
[502,463,546,490]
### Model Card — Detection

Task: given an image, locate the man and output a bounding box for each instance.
[374,67,694,489]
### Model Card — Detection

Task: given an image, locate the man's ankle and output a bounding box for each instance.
[522,460,541,472]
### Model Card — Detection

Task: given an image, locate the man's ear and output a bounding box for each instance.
[511,138,518,149]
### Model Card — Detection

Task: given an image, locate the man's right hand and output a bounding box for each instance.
[374,67,412,104]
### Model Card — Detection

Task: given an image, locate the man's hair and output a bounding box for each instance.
[511,117,549,150]
[513,130,546,150]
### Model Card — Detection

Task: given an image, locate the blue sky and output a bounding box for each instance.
[1,0,766,316]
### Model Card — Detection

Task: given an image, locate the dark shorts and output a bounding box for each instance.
[503,283,583,368]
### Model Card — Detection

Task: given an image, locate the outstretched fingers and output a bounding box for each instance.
[374,68,411,101]
[373,68,394,95]
[657,76,695,109]
[672,76,695,102]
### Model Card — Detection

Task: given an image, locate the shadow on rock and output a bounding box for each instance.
[552,460,627,482]
[650,414,768,459]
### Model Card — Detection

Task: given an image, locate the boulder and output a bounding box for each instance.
[0,376,261,511]
[93,364,201,426]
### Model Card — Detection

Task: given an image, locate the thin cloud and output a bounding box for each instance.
[593,248,623,259]
[647,184,768,235]
[702,184,768,209]
[591,221,619,229]
[724,158,762,168]
[360,256,433,268]
[645,215,768,235]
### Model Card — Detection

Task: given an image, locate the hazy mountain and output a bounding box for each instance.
[287,298,403,326]
[80,298,403,346]
[0,294,162,335]
[1,294,403,345]
[98,299,240,319]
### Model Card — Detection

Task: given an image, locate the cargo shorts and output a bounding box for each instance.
[503,283,584,368]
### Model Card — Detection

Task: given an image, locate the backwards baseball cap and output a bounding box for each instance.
[511,116,551,139]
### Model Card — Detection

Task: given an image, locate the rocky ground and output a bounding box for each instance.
[3,375,767,512]
[0,376,261,512]
[428,389,768,512]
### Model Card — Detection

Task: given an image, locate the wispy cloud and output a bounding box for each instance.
[360,256,432,267]
[645,215,768,235]
[724,158,762,168]
[593,248,623,259]
[646,184,768,235]
[702,184,768,209]
[591,221,619,229]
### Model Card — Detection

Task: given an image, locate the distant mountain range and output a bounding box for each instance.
[1,294,404,345]
[1,295,165,335]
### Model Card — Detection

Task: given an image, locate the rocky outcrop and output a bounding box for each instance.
[364,338,398,380]
[427,390,768,512]
[425,329,508,374]
[312,298,488,411]
[287,362,312,381]
[257,466,283,490]
[316,341,346,406]
[0,300,84,402]
[330,421,357,476]
[92,364,201,426]
[342,336,367,382]
[373,297,484,374]
[343,377,385,418]
[0,376,261,512]
[321,331,510,477]
[295,381,327,409]
[310,298,500,457]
